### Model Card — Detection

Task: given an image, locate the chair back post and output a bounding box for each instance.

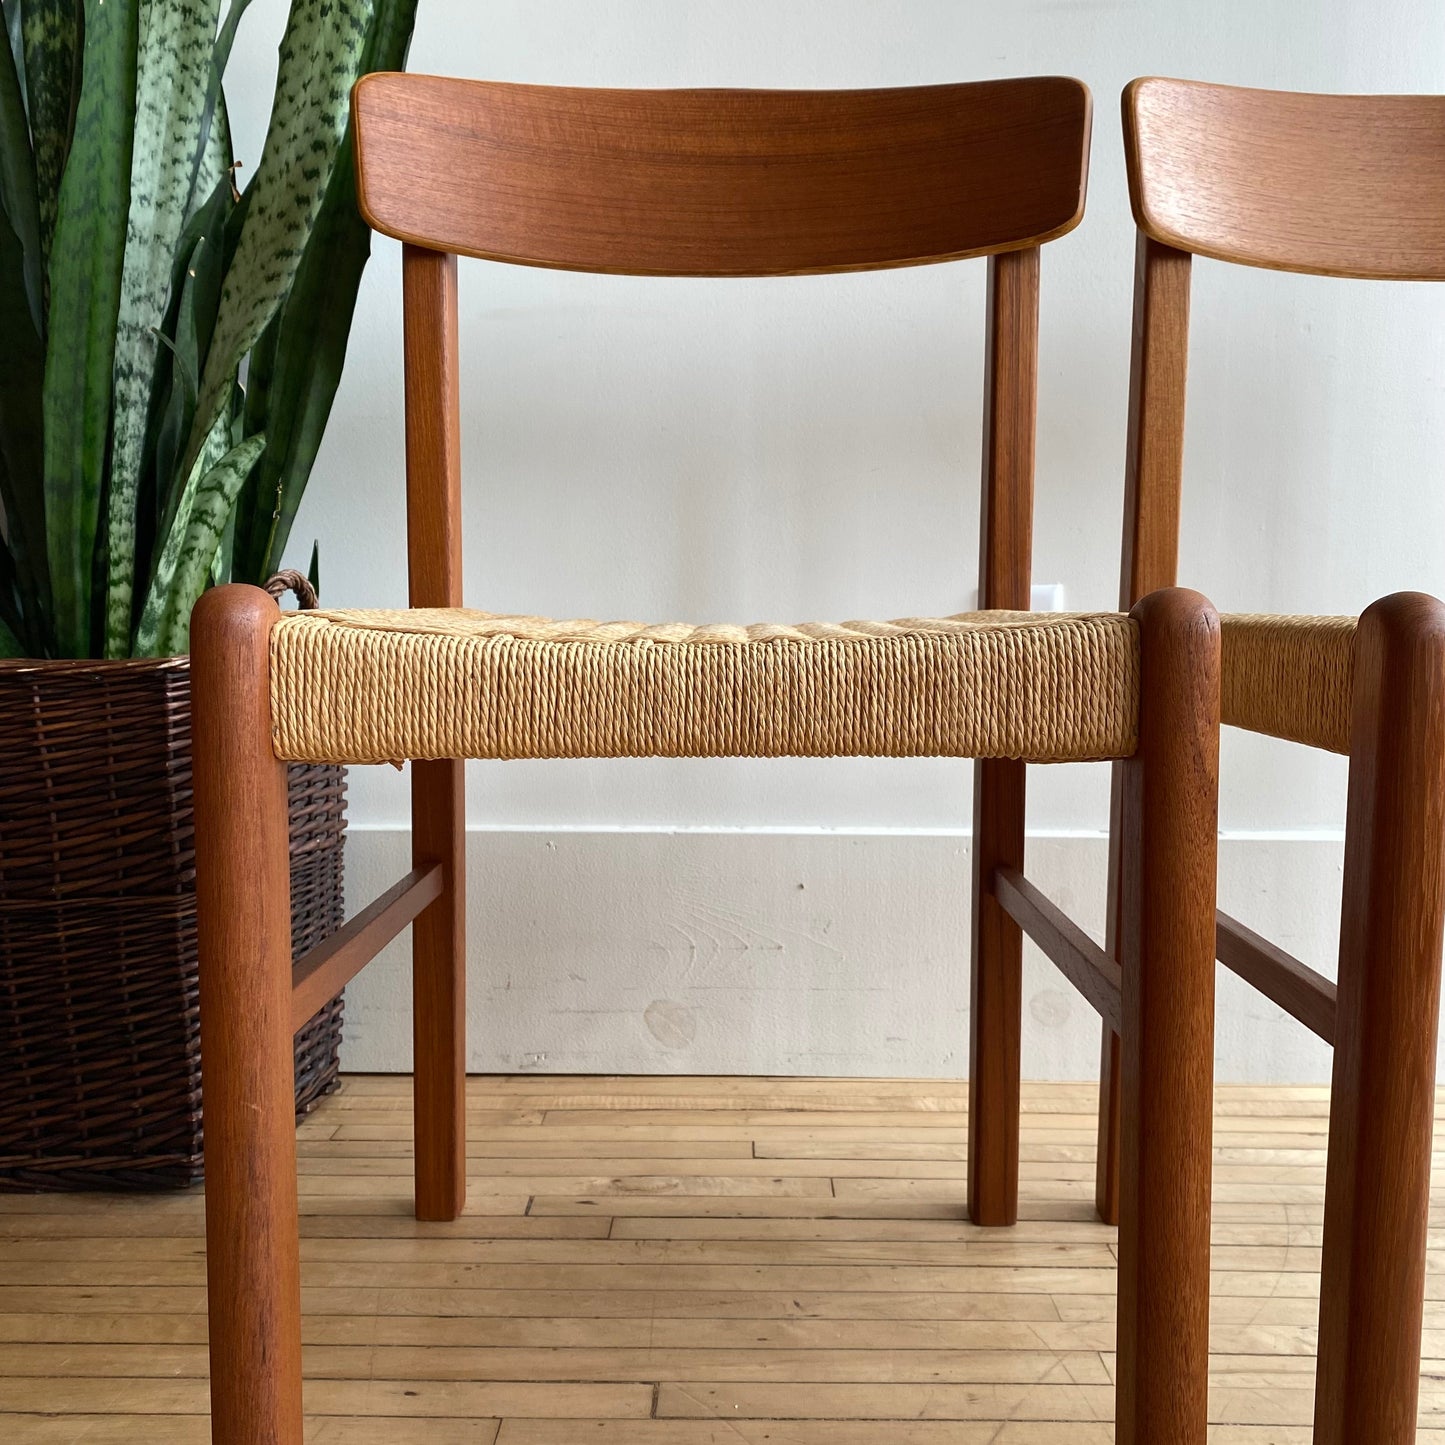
[1096,227,1195,1223]
[966,244,1040,1227]
[978,247,1040,611]
[400,241,469,1220]
[1118,232,1192,608]
[402,242,464,607]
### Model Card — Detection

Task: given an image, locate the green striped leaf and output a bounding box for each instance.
[0,612,24,656]
[132,0,248,616]
[21,0,81,268]
[41,0,136,656]
[175,0,368,497]
[232,0,416,584]
[4,2,24,109]
[143,173,230,559]
[136,427,261,655]
[141,172,241,604]
[0,0,43,335]
[209,480,234,584]
[189,61,229,218]
[102,0,221,657]
[187,0,249,208]
[134,401,233,650]
[0,202,47,653]
[0,464,34,646]
[0,6,48,653]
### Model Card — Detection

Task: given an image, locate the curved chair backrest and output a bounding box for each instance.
[353,74,1090,276]
[1125,76,1445,281]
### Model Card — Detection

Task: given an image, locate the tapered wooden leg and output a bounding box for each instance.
[968,756,1026,1226]
[1095,762,1127,1227]
[1115,588,1219,1445]
[1094,1021,1123,1226]
[1314,593,1445,1444]
[192,584,303,1445]
[412,756,467,1221]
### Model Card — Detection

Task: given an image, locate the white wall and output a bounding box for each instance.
[228,1,1445,1079]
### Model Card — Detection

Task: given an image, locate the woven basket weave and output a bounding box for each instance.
[0,655,346,1191]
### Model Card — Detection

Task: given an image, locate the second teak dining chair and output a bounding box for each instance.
[1076,77,1445,1443]
[191,75,1226,1444]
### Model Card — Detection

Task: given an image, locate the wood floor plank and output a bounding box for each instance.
[0,1285,1077,1321]
[0,1341,1118,1386]
[0,1260,1131,1293]
[0,1309,1350,1360]
[655,1379,1115,1420]
[299,1138,758,1160]
[496,1423,1117,1443]
[0,1417,501,1443]
[0,1236,1126,1269]
[300,1172,834,1198]
[0,1376,649,1418]
[0,1214,611,1241]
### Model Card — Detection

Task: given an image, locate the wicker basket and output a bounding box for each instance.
[0,655,347,1191]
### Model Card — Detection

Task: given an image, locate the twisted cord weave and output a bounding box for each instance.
[1220,614,1356,755]
[269,608,1141,764]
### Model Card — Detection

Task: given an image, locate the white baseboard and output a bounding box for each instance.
[336,827,1355,1083]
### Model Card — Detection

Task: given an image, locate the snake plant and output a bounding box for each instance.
[0,0,417,658]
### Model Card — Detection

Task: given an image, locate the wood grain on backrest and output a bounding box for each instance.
[1125,77,1445,281]
[353,74,1091,276]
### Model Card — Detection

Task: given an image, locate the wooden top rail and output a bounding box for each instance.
[1215,908,1337,1045]
[994,866,1122,1035]
[1125,77,1445,281]
[290,864,444,1033]
[353,75,1091,276]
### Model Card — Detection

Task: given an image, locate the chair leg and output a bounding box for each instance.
[412,756,467,1221]
[1094,1024,1123,1225]
[1115,588,1219,1445]
[968,756,1026,1226]
[1095,761,1128,1227]
[192,585,304,1445]
[1314,593,1445,1444]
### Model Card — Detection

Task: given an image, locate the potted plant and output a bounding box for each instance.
[0,0,417,1188]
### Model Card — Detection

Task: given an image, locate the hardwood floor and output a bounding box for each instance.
[2,1074,1443,1441]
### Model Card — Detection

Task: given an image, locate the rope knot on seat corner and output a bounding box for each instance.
[267,606,1141,765]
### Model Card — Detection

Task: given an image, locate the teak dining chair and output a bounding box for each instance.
[191,76,1225,1444]
[1088,76,1445,1443]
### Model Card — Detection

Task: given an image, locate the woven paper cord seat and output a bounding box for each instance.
[268,608,1359,764]
[268,608,1146,764]
[1220,614,1356,755]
